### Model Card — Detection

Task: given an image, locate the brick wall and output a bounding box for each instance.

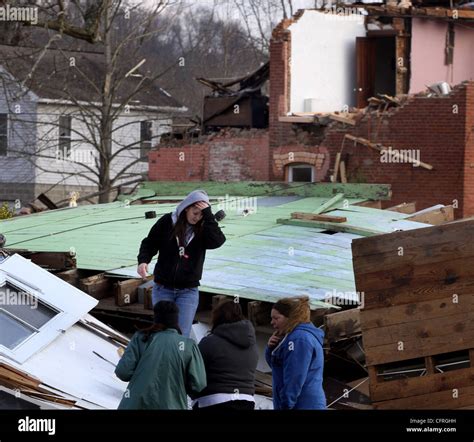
[148,132,270,182]
[463,83,474,216]
[267,10,474,217]
[269,18,297,148]
[321,83,471,217]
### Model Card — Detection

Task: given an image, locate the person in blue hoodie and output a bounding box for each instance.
[265,296,326,410]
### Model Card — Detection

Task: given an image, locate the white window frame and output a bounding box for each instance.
[0,254,97,364]
[288,164,316,182]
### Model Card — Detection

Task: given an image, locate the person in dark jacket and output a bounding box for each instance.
[137,190,226,337]
[115,301,206,409]
[192,300,259,410]
[265,296,326,410]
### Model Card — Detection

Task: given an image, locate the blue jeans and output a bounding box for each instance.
[151,283,199,337]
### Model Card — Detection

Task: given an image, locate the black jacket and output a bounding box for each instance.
[196,320,259,397]
[137,207,226,288]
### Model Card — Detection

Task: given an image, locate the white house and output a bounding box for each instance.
[0,44,187,206]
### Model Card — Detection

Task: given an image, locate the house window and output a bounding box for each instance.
[140,121,152,160]
[59,116,72,156]
[288,164,315,182]
[0,282,58,350]
[0,253,97,364]
[0,114,7,156]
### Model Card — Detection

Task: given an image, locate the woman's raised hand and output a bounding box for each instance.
[194,201,210,211]
[137,263,148,279]
[268,332,282,348]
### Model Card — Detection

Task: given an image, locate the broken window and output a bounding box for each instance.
[0,282,58,350]
[140,121,153,161]
[0,113,7,156]
[58,115,72,156]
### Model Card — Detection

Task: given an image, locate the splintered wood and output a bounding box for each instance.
[352,219,474,409]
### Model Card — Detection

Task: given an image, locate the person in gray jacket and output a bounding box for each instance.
[192,300,259,410]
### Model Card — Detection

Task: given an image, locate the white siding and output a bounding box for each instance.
[35,103,172,186]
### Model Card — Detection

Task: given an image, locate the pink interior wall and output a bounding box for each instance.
[410,18,474,93]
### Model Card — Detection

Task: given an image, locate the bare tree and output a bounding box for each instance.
[0,0,188,203]
[233,0,290,55]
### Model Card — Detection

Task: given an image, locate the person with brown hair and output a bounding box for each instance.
[265,296,326,410]
[137,190,226,337]
[192,300,259,410]
[115,300,206,409]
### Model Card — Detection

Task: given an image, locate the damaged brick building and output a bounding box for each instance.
[149,3,474,217]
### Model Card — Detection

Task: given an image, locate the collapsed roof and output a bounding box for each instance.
[0,254,127,409]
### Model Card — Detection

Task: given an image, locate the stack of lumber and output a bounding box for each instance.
[0,362,76,407]
[352,219,474,409]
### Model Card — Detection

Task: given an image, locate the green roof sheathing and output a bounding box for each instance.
[0,184,429,308]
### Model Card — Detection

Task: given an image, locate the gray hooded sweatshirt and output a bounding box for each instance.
[196,320,259,397]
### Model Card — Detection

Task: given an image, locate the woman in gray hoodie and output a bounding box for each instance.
[192,300,259,410]
[137,190,226,337]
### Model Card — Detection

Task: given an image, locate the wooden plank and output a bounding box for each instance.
[144,289,153,310]
[370,367,474,403]
[325,308,361,342]
[385,202,417,214]
[5,250,76,271]
[247,301,272,327]
[470,350,474,367]
[314,193,345,214]
[0,363,42,391]
[365,328,474,366]
[79,273,113,300]
[94,296,153,317]
[277,218,382,236]
[361,278,474,310]
[212,294,233,310]
[144,181,392,200]
[354,200,382,209]
[406,205,454,225]
[362,311,473,348]
[374,386,474,410]
[80,319,129,346]
[114,279,142,307]
[37,193,58,210]
[333,153,341,183]
[351,218,474,259]
[290,212,347,223]
[278,116,314,123]
[360,295,472,330]
[425,356,436,375]
[345,134,433,170]
[329,113,356,126]
[55,268,79,286]
[355,255,474,294]
[340,161,347,184]
[19,390,76,407]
